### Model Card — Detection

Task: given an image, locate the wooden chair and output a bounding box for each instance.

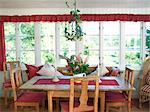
[105,66,134,112]
[9,62,46,112]
[2,61,21,106]
[139,57,150,108]
[60,76,99,112]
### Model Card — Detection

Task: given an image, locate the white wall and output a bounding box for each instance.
[0,8,150,15]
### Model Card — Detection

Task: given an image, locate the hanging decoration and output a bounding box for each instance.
[64,0,85,41]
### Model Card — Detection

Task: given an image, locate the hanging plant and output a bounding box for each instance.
[64,0,85,41]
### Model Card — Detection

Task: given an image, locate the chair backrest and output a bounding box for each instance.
[124,67,134,86]
[3,61,21,82]
[69,76,99,112]
[9,63,23,102]
[140,57,150,86]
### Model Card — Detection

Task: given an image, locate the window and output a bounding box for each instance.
[40,22,56,64]
[4,22,16,61]
[145,22,150,57]
[82,22,99,65]
[59,22,75,65]
[102,22,120,66]
[19,22,35,64]
[4,21,148,69]
[124,22,141,65]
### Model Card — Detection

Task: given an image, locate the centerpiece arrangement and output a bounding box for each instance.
[59,54,89,75]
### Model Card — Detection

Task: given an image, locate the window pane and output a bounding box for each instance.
[125,51,141,65]
[102,22,120,66]
[103,22,120,35]
[83,36,99,50]
[41,51,55,64]
[20,51,35,64]
[124,22,141,35]
[82,22,99,35]
[6,51,16,61]
[125,22,141,66]
[82,22,99,65]
[19,22,35,64]
[59,22,75,65]
[103,51,119,66]
[40,22,55,64]
[4,23,16,61]
[103,36,119,50]
[145,22,150,57]
[88,51,99,65]
[20,22,35,50]
[59,37,75,56]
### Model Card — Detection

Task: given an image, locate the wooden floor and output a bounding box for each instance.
[0,98,149,112]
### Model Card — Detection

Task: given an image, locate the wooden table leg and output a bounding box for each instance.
[48,91,53,112]
[100,91,105,112]
[127,91,132,112]
[56,98,60,112]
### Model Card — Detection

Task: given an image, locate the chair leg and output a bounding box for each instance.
[42,99,45,111]
[14,104,17,112]
[106,104,109,112]
[139,97,142,108]
[56,98,60,112]
[127,102,131,112]
[119,107,123,112]
[35,104,40,112]
[4,89,8,106]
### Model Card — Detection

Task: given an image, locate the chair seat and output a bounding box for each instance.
[140,85,150,94]
[106,92,127,102]
[3,80,12,88]
[60,99,94,112]
[16,92,46,103]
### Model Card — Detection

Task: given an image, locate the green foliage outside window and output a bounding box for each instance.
[20,23,35,49]
[146,29,150,48]
[63,47,69,57]
[83,46,89,56]
[42,51,55,63]
[125,52,141,65]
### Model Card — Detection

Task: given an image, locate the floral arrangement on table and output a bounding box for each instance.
[59,54,89,74]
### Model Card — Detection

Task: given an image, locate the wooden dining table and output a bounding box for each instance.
[19,76,135,112]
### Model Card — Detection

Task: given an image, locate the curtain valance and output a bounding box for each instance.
[0,14,150,22]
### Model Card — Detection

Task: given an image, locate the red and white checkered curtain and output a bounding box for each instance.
[0,22,6,71]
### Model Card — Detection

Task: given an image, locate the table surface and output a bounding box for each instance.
[19,76,135,91]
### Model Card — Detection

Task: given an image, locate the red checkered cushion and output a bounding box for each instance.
[3,80,12,88]
[140,85,150,94]
[145,71,150,85]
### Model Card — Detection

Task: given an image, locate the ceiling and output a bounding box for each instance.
[0,0,150,8]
